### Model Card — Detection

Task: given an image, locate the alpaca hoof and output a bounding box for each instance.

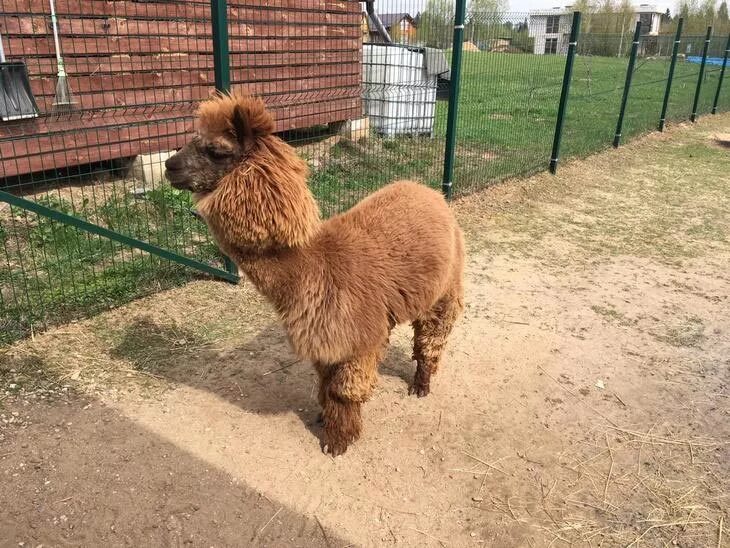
[322,430,356,457]
[409,382,430,398]
[322,439,349,457]
[322,418,360,457]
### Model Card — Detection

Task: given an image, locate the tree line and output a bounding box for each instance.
[668,1,729,34]
[412,0,728,52]
[415,0,524,49]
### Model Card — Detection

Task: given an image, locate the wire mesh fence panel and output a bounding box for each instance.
[694,33,729,116]
[716,38,730,113]
[1,0,446,343]
[299,4,568,202]
[563,27,631,157]
[561,12,730,161]
[446,11,564,196]
[0,0,226,343]
[2,2,730,345]
[290,0,450,216]
[617,36,668,142]
[618,32,699,142]
[667,53,703,121]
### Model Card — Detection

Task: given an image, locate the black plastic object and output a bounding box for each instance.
[0,61,39,121]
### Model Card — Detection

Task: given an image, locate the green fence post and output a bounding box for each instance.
[210,0,237,278]
[211,0,230,91]
[690,26,713,123]
[613,21,642,148]
[711,34,730,114]
[659,18,683,131]
[549,12,581,175]
[440,0,467,199]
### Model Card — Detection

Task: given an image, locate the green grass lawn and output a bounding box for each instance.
[311,50,727,207]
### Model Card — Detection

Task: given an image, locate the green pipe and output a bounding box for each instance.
[659,18,684,131]
[691,26,713,123]
[549,12,581,174]
[613,21,642,148]
[711,34,730,115]
[441,0,467,199]
[0,190,239,283]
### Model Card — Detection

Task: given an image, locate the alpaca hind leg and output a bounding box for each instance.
[410,290,464,398]
[319,351,380,456]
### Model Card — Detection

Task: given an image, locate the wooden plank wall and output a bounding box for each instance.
[0,0,362,178]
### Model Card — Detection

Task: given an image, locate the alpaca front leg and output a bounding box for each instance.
[321,396,362,457]
[317,353,378,456]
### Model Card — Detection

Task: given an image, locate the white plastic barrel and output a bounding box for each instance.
[362,44,437,137]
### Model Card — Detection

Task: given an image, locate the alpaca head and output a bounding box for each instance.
[166,92,319,252]
[165,93,275,194]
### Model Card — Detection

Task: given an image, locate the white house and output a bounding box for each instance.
[528,4,663,55]
[528,8,574,55]
[635,4,663,35]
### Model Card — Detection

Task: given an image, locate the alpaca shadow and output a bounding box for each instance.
[110,318,415,438]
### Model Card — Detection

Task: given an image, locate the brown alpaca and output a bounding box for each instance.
[165,93,464,455]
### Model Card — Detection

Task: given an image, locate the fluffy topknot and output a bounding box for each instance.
[196,92,276,140]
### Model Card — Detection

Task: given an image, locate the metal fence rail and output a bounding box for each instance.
[1,1,728,345]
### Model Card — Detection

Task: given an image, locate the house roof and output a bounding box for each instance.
[635,4,663,14]
[528,8,572,16]
[364,12,416,31]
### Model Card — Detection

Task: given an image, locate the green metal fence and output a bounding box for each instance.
[0,0,235,344]
[1,1,728,345]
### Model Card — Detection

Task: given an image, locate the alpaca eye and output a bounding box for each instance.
[206,144,232,160]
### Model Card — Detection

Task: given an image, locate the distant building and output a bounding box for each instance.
[636,5,663,35]
[363,12,418,44]
[528,8,574,55]
[528,3,663,55]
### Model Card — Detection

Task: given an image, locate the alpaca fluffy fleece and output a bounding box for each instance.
[177,93,464,455]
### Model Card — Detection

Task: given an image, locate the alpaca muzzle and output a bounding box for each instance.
[164,154,190,190]
[165,169,190,190]
[164,165,194,191]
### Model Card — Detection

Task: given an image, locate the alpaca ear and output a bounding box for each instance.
[231,104,252,145]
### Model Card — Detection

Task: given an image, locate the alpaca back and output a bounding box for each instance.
[333,180,462,321]
[295,181,463,361]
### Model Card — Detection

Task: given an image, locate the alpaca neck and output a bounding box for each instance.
[234,244,319,317]
[197,133,324,314]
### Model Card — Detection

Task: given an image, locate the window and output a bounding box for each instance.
[546,15,560,34]
[544,38,558,54]
[639,13,653,32]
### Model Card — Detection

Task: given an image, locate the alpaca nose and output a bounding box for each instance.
[165,154,182,171]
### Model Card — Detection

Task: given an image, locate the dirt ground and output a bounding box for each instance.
[1,116,729,547]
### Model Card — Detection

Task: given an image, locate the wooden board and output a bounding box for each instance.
[29,73,360,98]
[0,0,363,177]
[26,51,362,76]
[0,100,362,178]
[2,16,359,36]
[3,0,356,18]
